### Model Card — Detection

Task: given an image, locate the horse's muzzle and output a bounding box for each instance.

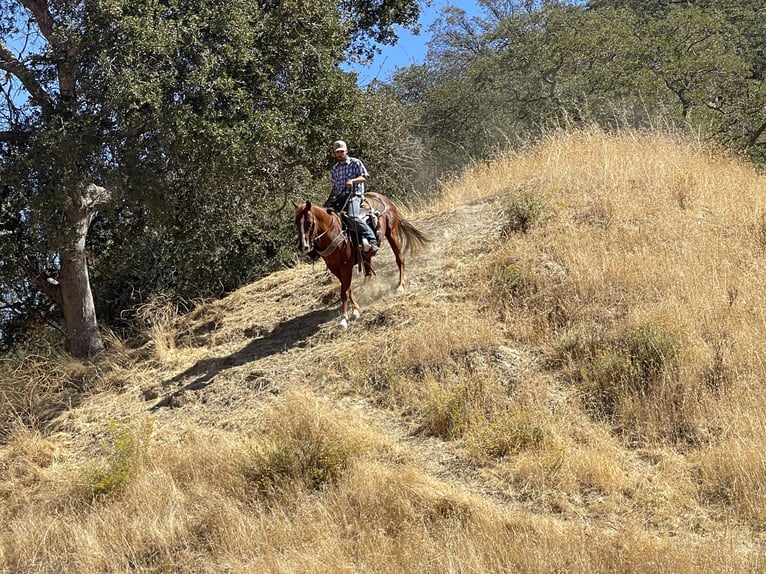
[297,237,312,254]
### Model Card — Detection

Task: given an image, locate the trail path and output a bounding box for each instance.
[140,196,530,508]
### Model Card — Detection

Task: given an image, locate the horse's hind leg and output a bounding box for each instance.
[338,267,359,329]
[385,221,406,293]
[362,255,375,285]
[349,289,361,320]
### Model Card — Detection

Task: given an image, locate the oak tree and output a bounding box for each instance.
[0,0,419,356]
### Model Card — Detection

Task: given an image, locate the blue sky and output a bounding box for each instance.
[350,0,483,85]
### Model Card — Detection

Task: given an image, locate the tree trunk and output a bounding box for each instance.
[59,248,104,358]
[58,184,107,358]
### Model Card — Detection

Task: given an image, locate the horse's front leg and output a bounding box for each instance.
[338,267,355,329]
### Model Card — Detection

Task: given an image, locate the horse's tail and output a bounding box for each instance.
[399,217,432,256]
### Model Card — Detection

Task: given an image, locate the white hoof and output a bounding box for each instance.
[351,309,361,320]
[339,317,349,330]
[395,284,405,295]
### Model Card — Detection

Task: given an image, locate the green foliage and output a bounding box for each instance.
[488,258,544,318]
[491,262,536,300]
[501,184,550,235]
[81,417,154,500]
[418,377,497,440]
[625,321,683,383]
[0,0,423,347]
[340,0,421,61]
[396,0,766,170]
[420,381,472,439]
[239,417,361,495]
[554,324,606,366]
[345,83,436,200]
[466,406,548,460]
[581,320,683,417]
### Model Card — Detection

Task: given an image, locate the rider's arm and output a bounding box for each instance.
[345,175,367,188]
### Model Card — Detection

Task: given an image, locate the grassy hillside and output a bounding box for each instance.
[2,129,766,573]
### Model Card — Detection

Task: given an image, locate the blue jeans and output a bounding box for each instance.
[346,195,377,245]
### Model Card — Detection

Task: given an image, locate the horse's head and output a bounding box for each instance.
[293,200,316,254]
[293,200,342,257]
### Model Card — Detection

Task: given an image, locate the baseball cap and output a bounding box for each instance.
[333,140,348,152]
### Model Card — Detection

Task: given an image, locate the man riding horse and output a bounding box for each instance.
[324,140,379,254]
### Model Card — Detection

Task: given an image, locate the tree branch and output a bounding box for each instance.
[0,298,66,336]
[82,184,112,209]
[0,40,55,115]
[23,262,63,306]
[748,120,766,147]
[17,0,81,105]
[19,0,56,40]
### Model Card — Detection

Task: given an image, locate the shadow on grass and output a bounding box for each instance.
[150,308,338,410]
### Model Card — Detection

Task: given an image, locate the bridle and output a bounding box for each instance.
[299,205,346,257]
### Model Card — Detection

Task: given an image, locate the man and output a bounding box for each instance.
[325,140,378,253]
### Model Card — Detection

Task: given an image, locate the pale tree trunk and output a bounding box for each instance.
[25,185,109,358]
[59,253,103,357]
[59,184,108,358]
[59,234,104,358]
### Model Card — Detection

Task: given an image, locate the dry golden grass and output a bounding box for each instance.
[3,128,766,572]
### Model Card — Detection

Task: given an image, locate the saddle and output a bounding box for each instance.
[330,198,384,275]
[338,211,380,251]
[361,197,384,242]
[328,197,384,246]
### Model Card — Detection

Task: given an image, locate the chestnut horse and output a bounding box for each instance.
[294,192,430,328]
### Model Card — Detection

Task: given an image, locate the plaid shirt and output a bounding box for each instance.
[331,156,369,201]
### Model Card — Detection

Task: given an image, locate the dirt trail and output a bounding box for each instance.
[142,196,523,505]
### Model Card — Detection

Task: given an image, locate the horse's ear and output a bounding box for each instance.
[306,200,312,209]
[292,200,300,209]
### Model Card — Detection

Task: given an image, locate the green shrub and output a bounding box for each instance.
[582,320,683,417]
[239,415,361,495]
[466,406,548,460]
[247,440,353,494]
[417,373,500,440]
[419,382,472,439]
[553,324,607,366]
[491,262,537,300]
[82,417,153,500]
[501,184,549,235]
[583,348,634,416]
[624,320,683,389]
